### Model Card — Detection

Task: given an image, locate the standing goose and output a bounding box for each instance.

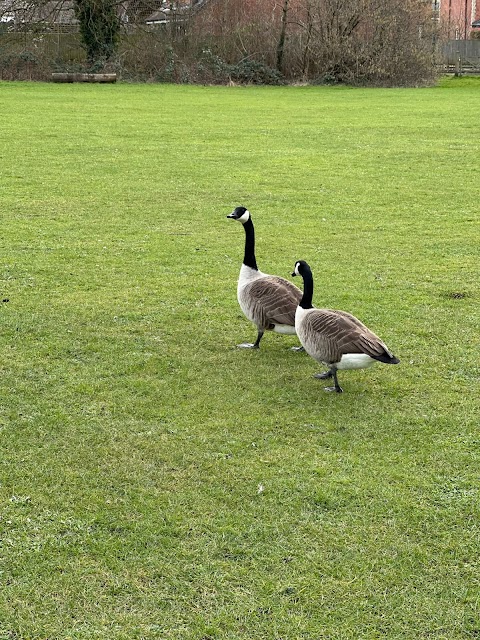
[292,260,399,392]
[227,206,302,349]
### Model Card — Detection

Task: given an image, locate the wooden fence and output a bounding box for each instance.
[441,39,480,73]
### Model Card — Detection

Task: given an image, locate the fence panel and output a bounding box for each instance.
[441,40,480,71]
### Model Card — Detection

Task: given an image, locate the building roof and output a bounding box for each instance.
[0,0,77,24]
[0,0,210,26]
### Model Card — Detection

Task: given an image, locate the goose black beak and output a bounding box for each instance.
[291,272,297,277]
[226,213,236,219]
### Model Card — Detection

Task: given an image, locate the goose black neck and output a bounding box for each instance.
[242,217,258,270]
[300,266,314,309]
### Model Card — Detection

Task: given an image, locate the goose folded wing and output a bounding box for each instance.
[246,276,302,325]
[305,310,388,359]
[332,311,395,358]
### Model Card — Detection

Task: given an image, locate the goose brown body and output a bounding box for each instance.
[238,267,301,333]
[295,307,397,369]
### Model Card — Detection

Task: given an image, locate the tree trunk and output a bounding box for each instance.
[276,0,289,73]
[302,0,313,79]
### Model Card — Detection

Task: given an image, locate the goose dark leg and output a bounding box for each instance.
[237,329,264,349]
[324,369,343,393]
[252,330,264,349]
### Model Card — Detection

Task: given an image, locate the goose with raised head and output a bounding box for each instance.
[292,260,399,392]
[227,206,303,349]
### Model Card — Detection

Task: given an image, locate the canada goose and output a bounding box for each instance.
[292,260,399,392]
[227,206,303,349]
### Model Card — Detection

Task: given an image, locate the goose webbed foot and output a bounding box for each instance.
[324,385,343,393]
[237,330,264,349]
[313,370,333,380]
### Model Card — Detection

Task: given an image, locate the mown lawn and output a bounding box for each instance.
[0,76,478,639]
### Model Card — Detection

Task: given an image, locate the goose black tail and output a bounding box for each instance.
[373,353,400,365]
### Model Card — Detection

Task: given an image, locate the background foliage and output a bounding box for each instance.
[0,0,440,85]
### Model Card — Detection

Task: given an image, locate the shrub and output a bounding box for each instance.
[227,59,285,85]
[74,0,121,65]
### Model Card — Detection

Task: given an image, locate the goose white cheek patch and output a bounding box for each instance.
[238,210,250,223]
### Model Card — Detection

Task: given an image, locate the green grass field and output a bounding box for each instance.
[0,77,479,639]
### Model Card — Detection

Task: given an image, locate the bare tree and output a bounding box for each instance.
[285,0,438,85]
[276,0,289,72]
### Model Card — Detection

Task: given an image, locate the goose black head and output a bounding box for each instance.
[227,206,251,223]
[292,260,310,277]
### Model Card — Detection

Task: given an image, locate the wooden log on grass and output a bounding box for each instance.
[52,73,117,83]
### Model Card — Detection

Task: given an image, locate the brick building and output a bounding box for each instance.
[437,0,480,38]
